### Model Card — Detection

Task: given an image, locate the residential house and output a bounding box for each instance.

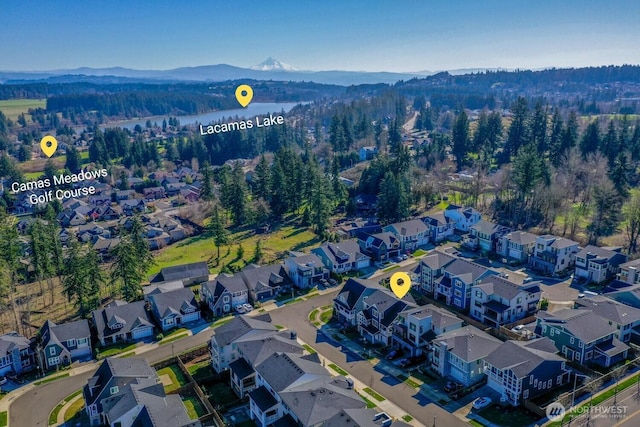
[312,240,370,274]
[91,204,120,221]
[470,276,541,328]
[383,219,429,251]
[92,237,121,261]
[333,278,380,326]
[143,280,184,296]
[92,300,155,347]
[419,250,457,294]
[465,220,511,253]
[83,358,199,427]
[154,261,209,285]
[618,258,640,285]
[115,189,137,201]
[119,198,146,215]
[336,219,381,239]
[356,289,415,345]
[239,263,286,302]
[433,259,498,311]
[444,205,482,232]
[392,305,463,357]
[484,338,571,405]
[209,314,278,373]
[142,186,166,201]
[575,245,628,284]
[529,235,580,275]
[284,252,329,289]
[0,332,36,376]
[423,212,455,243]
[359,146,378,161]
[39,319,92,370]
[358,232,401,262]
[536,309,630,367]
[229,330,303,398]
[201,274,250,317]
[496,231,537,264]
[249,352,366,427]
[146,287,201,331]
[57,209,87,227]
[618,259,640,285]
[575,295,640,343]
[431,326,502,387]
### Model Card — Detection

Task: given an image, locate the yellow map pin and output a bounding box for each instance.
[390,272,411,298]
[235,84,253,107]
[40,135,58,158]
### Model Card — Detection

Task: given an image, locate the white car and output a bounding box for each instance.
[472,397,492,410]
[235,305,246,314]
[242,303,253,312]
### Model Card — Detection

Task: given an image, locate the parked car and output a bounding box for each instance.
[399,358,411,368]
[472,397,492,410]
[401,254,408,261]
[386,349,402,360]
[444,381,461,393]
[0,376,7,386]
[235,305,246,314]
[511,325,525,332]
[319,278,329,286]
[242,303,253,312]
[327,278,338,286]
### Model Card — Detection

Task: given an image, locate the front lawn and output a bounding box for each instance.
[328,363,349,376]
[96,342,138,359]
[363,387,385,402]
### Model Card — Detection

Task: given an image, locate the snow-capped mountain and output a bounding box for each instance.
[250,57,299,72]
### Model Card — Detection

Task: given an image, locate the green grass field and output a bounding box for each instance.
[147,220,319,277]
[0,99,46,120]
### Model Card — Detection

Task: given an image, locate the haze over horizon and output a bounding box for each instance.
[2,1,639,73]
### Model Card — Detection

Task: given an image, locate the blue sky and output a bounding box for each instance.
[1,0,638,72]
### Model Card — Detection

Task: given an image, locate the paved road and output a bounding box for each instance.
[562,383,640,427]
[10,328,214,427]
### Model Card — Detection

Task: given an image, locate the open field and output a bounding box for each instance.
[0,99,46,120]
[147,217,319,276]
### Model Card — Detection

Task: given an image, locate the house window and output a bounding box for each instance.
[548,379,552,388]
[224,304,230,312]
[48,357,59,366]
[67,339,76,347]
[49,347,56,356]
[529,375,534,383]
[578,341,583,348]
[523,389,529,399]
[542,325,547,333]
[550,328,554,336]
[557,375,562,385]
[517,297,522,304]
[409,324,416,331]
[110,386,119,395]
[475,291,481,298]
[223,296,230,303]
[570,337,574,344]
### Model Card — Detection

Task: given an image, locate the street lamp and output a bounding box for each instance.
[571,372,590,407]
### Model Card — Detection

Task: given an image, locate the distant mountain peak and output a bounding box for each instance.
[251,57,298,72]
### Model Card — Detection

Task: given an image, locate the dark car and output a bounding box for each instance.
[386,349,402,360]
[327,278,338,286]
[445,381,462,393]
[399,358,411,368]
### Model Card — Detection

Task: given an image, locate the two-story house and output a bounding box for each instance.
[249,352,366,427]
[618,259,640,285]
[209,315,277,373]
[92,300,155,347]
[39,319,92,370]
[83,357,199,427]
[433,259,498,311]
[383,219,429,251]
[484,338,571,406]
[431,326,502,387]
[575,296,640,343]
[283,252,329,289]
[496,231,537,264]
[470,276,541,328]
[229,330,303,398]
[392,305,463,357]
[575,245,628,284]
[536,309,629,367]
[201,274,250,317]
[423,212,455,243]
[146,287,201,331]
[333,278,380,326]
[419,250,457,295]
[0,332,36,376]
[239,263,286,302]
[311,240,371,274]
[465,220,511,253]
[529,235,579,276]
[358,232,401,262]
[357,289,415,345]
[444,205,482,232]
[153,261,209,286]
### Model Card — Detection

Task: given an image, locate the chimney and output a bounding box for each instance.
[290,330,297,340]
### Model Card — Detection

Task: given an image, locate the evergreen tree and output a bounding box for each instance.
[548,109,564,166]
[503,97,529,162]
[529,101,548,154]
[560,111,579,154]
[253,239,263,263]
[253,154,271,200]
[580,119,601,158]
[208,205,229,260]
[377,172,409,224]
[451,110,470,170]
[200,164,214,201]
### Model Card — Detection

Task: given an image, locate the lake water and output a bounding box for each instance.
[95,102,301,130]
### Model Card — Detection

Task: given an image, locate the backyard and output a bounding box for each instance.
[157,364,189,393]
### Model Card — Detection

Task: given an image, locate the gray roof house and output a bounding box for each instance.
[201,273,249,317]
[484,338,570,405]
[312,240,371,274]
[92,300,155,347]
[284,252,329,289]
[39,319,92,370]
[153,261,209,285]
[470,276,541,328]
[465,220,511,253]
[383,219,429,251]
[146,287,201,331]
[575,295,640,343]
[392,305,463,357]
[431,326,502,387]
[496,231,538,264]
[83,357,199,427]
[357,289,416,345]
[239,263,286,302]
[0,332,35,375]
[575,245,628,284]
[333,278,382,326]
